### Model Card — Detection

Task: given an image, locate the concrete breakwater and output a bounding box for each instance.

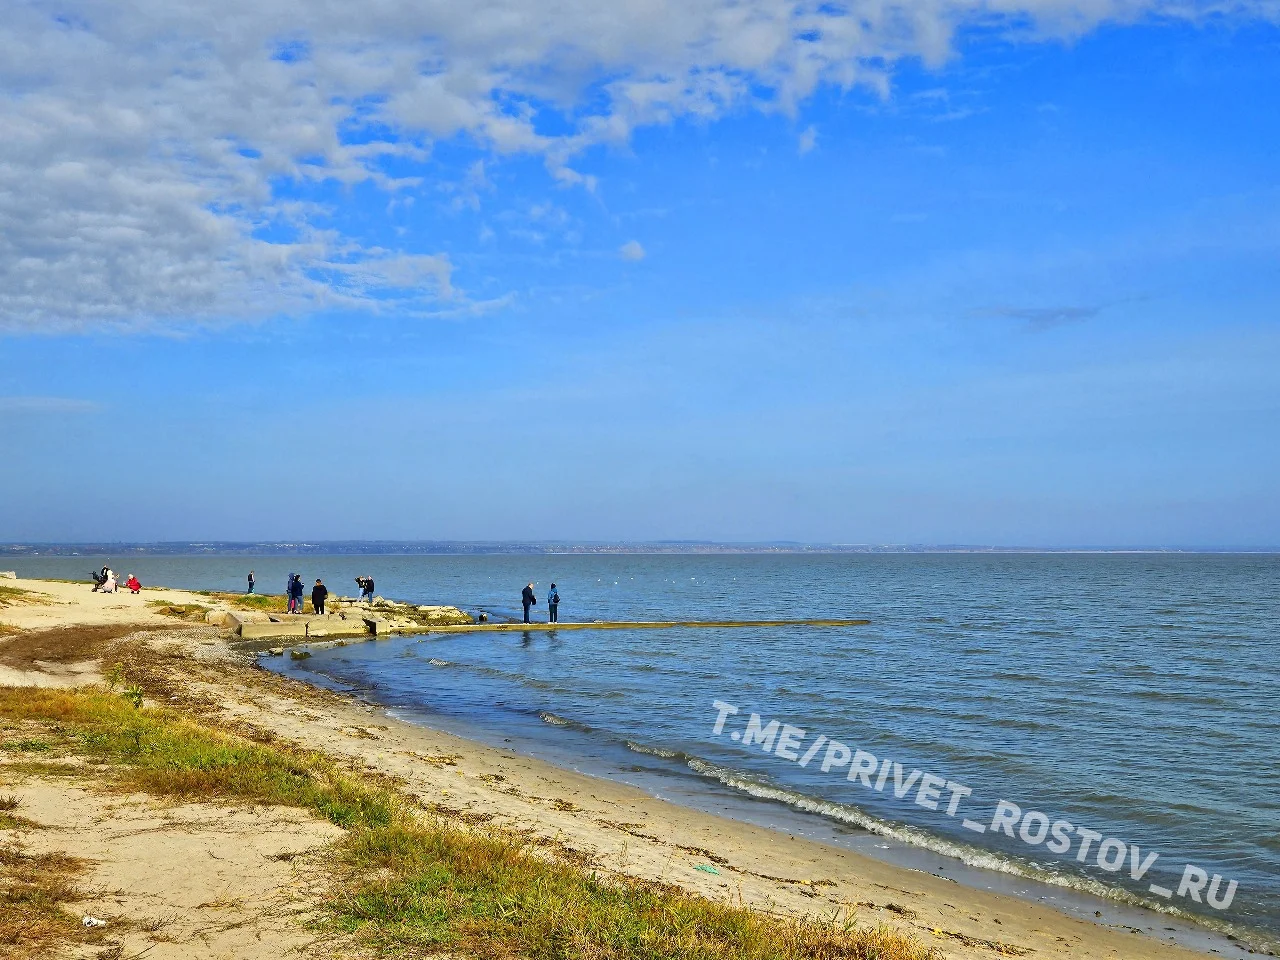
[222,600,871,641]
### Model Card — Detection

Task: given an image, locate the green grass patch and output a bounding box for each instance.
[196,590,287,613]
[0,796,40,831]
[0,687,396,830]
[0,687,935,960]
[334,821,936,959]
[0,586,48,609]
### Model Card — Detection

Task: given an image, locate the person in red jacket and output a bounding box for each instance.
[125,575,142,594]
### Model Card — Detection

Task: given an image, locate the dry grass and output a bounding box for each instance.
[146,600,211,622]
[0,837,103,959]
[0,624,157,670]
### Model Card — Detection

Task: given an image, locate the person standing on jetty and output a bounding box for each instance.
[287,573,302,614]
[521,582,536,623]
[356,575,375,604]
[547,583,560,623]
[312,578,328,615]
[247,570,255,593]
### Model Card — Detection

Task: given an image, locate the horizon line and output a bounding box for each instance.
[2,540,1278,555]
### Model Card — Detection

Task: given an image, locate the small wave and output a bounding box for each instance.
[624,740,696,763]
[427,658,450,667]
[537,711,594,733]
[678,756,1247,936]
[1129,690,1229,706]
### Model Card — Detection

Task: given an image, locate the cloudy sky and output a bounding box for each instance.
[2,1,1278,545]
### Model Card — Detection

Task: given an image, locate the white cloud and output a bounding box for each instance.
[620,240,647,262]
[1,0,1272,333]
[798,125,818,155]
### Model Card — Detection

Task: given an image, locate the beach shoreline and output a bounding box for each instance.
[0,576,1268,959]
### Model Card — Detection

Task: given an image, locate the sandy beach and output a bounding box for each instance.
[0,576,1247,959]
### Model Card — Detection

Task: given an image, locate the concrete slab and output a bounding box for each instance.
[240,620,308,640]
[307,620,369,639]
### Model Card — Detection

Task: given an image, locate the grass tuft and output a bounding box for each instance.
[0,844,101,959]
[145,601,211,621]
[196,590,287,613]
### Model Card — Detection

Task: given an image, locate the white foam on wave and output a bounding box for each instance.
[680,757,1239,933]
[623,740,685,760]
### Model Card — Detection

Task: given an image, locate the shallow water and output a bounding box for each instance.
[13,552,1280,949]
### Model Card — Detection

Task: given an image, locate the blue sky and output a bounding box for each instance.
[1,6,1277,546]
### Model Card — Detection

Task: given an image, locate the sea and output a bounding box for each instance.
[10,552,1279,954]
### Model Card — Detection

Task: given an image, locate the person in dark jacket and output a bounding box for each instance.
[547,583,560,623]
[288,574,304,614]
[312,579,328,615]
[247,570,255,593]
[521,583,536,623]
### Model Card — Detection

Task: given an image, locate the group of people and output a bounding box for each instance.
[283,573,330,615]
[91,566,141,595]
[241,569,564,623]
[521,582,561,623]
[267,572,376,615]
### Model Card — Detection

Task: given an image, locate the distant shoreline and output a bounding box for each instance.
[3,541,1278,557]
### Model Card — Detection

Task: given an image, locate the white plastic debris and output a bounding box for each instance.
[82,915,107,928]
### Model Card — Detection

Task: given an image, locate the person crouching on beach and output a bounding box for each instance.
[548,583,560,623]
[521,582,536,623]
[125,574,141,595]
[312,579,328,615]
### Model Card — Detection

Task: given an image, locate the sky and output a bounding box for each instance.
[1,1,1278,546]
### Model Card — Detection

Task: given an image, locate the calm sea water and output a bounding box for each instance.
[12,553,1280,950]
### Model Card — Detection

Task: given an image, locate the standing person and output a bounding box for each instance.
[356,575,375,604]
[293,575,305,614]
[286,574,298,614]
[521,583,536,623]
[547,583,560,623]
[312,579,328,615]
[247,570,255,593]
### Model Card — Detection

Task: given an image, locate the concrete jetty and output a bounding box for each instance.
[416,618,871,634]
[232,613,869,641]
